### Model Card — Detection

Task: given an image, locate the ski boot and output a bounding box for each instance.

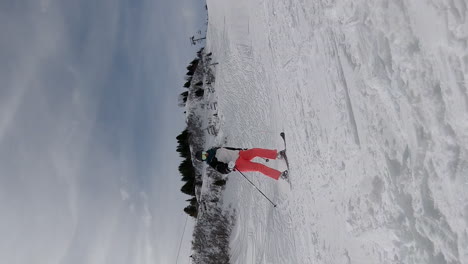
[277,150,286,160]
[280,170,289,180]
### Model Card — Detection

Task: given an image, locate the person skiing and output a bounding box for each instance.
[195,147,288,180]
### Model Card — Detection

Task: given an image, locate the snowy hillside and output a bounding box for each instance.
[204,0,468,263]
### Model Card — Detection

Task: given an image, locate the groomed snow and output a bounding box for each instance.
[205,0,468,263]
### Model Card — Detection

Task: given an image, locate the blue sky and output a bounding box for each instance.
[0,0,204,263]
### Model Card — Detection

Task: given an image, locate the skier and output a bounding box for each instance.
[195,147,288,180]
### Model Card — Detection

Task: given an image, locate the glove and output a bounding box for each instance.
[228,161,235,171]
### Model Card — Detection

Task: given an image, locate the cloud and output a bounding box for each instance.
[0,0,137,263]
[0,0,204,263]
[120,188,130,201]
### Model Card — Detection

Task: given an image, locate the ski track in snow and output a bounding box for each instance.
[205,0,468,263]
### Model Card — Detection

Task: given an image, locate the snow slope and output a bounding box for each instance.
[205,0,468,263]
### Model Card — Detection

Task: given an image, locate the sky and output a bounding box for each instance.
[0,0,205,263]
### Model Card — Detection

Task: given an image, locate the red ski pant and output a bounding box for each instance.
[235,148,281,180]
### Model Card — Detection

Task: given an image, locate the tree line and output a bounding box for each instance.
[178,48,205,108]
[176,128,198,217]
[176,47,206,218]
[176,42,234,263]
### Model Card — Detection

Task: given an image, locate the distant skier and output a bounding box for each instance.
[195,147,288,180]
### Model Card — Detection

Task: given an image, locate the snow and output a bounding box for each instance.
[204,0,468,263]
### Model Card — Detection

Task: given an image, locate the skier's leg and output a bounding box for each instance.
[235,158,281,180]
[239,148,278,161]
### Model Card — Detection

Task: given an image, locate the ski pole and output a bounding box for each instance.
[235,167,277,208]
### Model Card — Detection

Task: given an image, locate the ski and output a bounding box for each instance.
[280,132,290,170]
[279,132,291,186]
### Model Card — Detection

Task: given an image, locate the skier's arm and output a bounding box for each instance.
[215,163,232,174]
[208,159,232,174]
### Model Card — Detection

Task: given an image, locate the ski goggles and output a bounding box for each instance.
[201,151,208,161]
